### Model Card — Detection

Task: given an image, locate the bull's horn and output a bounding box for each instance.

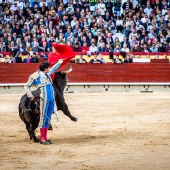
[62,65,72,74]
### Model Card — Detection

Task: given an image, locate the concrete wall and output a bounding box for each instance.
[1,84,170,94]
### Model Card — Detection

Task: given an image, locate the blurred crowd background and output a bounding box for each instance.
[0,0,170,63]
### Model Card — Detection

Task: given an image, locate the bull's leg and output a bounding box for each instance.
[29,124,39,143]
[59,101,78,122]
[26,124,33,140]
[32,131,39,143]
[26,124,39,142]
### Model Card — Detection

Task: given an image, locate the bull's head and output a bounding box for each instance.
[31,97,40,114]
[53,66,72,92]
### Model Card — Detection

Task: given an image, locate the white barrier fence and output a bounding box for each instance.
[1,83,170,93]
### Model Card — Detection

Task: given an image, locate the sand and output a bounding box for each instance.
[0,93,170,170]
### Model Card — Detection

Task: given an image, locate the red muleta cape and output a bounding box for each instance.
[48,44,75,80]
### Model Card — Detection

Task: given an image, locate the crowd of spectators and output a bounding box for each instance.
[0,0,170,64]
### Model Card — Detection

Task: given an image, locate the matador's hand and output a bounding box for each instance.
[58,59,63,64]
[29,96,34,100]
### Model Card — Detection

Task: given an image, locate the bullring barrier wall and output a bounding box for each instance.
[0,63,170,83]
[0,63,170,93]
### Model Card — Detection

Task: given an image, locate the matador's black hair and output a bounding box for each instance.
[39,61,50,71]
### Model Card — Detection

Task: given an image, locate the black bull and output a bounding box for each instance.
[19,71,78,142]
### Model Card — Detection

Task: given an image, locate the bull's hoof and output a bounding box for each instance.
[71,117,78,122]
[34,139,39,143]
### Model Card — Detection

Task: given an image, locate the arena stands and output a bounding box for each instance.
[0,0,170,63]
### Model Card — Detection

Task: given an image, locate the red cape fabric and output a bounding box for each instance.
[48,44,75,80]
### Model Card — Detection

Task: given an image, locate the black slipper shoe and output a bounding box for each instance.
[40,140,50,145]
[47,140,53,144]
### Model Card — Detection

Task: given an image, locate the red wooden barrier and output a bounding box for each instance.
[0,63,170,83]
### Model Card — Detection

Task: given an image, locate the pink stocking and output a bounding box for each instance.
[40,128,45,141]
[44,127,48,141]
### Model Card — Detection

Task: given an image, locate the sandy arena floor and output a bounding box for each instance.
[0,93,170,170]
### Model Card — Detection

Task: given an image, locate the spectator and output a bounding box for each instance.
[98,43,106,52]
[89,42,98,53]
[106,44,111,52]
[130,36,139,48]
[89,52,103,64]
[97,0,106,16]
[57,36,66,45]
[81,42,89,53]
[74,0,82,12]
[10,2,18,11]
[124,54,132,63]
[103,12,111,23]
[122,0,133,14]
[166,31,170,44]
[114,37,121,48]
[116,16,123,33]
[73,42,82,52]
[121,44,130,52]
[113,54,123,64]
[166,43,170,52]
[17,43,26,54]
[76,54,87,63]
[17,0,24,10]
[98,53,107,63]
[131,43,141,52]
[150,43,158,52]
[134,4,140,13]
[107,33,114,45]
[39,51,48,60]
[158,43,166,52]
[9,54,16,63]
[31,0,40,8]
[148,29,155,39]
[144,4,153,17]
[32,42,39,52]
[114,0,121,16]
[114,44,121,52]
[70,57,76,63]
[47,37,55,50]
[105,0,113,15]
[0,54,5,63]
[30,52,39,63]
[71,16,78,29]
[3,55,11,63]
[82,0,90,12]
[142,44,151,52]
[162,38,168,48]
[15,52,22,63]
[81,36,90,47]
[0,41,6,52]
[162,5,168,16]
[121,37,130,48]
[65,28,71,41]
[23,53,31,63]
[129,29,137,42]
[141,13,150,24]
